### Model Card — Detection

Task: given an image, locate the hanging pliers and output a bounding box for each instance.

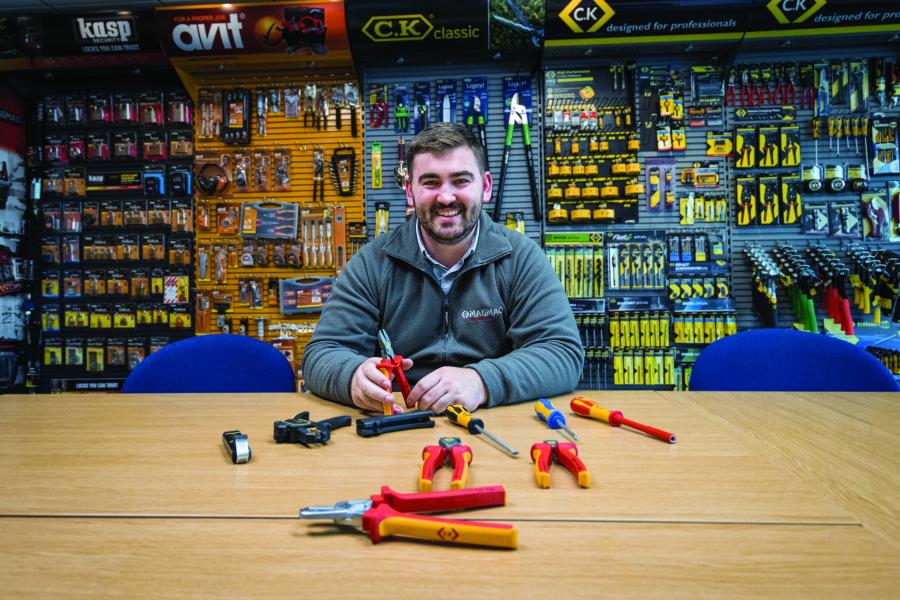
[377,328,411,415]
[492,92,541,222]
[530,440,590,489]
[299,485,518,548]
[419,436,473,492]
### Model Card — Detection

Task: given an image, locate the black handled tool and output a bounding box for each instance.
[356,410,434,438]
[274,412,352,446]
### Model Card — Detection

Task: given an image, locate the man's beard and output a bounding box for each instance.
[414,197,481,246]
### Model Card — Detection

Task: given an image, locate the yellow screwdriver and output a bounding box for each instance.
[446,404,519,458]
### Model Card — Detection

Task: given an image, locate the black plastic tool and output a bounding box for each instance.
[356,410,434,438]
[274,412,352,446]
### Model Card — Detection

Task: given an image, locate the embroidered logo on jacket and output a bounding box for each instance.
[461,306,504,322]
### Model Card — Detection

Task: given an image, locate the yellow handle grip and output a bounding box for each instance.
[367,506,517,549]
[377,367,394,415]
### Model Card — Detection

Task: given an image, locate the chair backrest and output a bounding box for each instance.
[689,328,900,392]
[121,334,296,393]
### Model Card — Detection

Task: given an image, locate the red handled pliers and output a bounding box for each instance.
[377,329,410,414]
[419,436,473,492]
[725,71,737,107]
[530,440,590,489]
[299,485,518,548]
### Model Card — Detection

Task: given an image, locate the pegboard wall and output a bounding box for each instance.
[361,62,544,244]
[190,68,364,376]
[545,44,900,390]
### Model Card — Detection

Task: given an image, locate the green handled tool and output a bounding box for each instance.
[493,92,541,222]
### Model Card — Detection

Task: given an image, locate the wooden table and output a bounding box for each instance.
[1,391,899,597]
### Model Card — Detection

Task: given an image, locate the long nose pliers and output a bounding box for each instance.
[377,329,411,415]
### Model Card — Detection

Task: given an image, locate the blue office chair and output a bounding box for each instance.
[689,328,900,392]
[121,334,296,393]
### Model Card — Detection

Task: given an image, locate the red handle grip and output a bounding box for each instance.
[419,446,446,493]
[374,485,507,513]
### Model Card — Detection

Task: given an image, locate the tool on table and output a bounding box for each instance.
[534,399,579,442]
[493,92,540,221]
[376,329,411,415]
[299,485,517,548]
[570,397,676,444]
[446,403,519,458]
[530,440,590,489]
[222,430,251,464]
[274,412,352,446]
[356,410,434,437]
[419,436,472,492]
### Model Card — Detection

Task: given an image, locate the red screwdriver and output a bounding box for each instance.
[570,397,676,444]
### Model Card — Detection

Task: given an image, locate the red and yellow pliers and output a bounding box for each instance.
[377,329,410,415]
[299,485,518,549]
[530,440,591,489]
[419,436,473,492]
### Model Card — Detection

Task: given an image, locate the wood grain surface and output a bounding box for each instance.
[0,392,852,524]
[1,518,898,599]
[675,391,900,549]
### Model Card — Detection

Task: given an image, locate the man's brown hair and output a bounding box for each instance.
[405,122,486,178]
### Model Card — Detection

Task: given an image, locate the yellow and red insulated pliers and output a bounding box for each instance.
[299,485,518,548]
[530,440,591,489]
[419,436,473,492]
[377,329,411,415]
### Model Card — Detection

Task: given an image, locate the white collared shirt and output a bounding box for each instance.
[415,220,480,295]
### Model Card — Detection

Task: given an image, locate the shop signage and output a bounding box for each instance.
[73,16,138,53]
[156,1,348,58]
[345,0,489,62]
[545,0,899,46]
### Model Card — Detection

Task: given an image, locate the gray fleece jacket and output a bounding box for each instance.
[301,211,584,407]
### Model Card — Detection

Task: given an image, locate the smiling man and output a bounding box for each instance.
[302,122,583,414]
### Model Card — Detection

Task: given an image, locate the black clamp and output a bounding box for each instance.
[222,430,251,464]
[356,410,434,438]
[274,412,352,446]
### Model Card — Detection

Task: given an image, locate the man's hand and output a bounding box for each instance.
[406,367,487,414]
[350,357,414,413]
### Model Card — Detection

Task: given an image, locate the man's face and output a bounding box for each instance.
[405,146,492,246]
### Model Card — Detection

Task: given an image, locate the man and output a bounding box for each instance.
[302,122,583,414]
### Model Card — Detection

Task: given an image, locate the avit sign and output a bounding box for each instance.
[558,0,615,34]
[766,0,827,24]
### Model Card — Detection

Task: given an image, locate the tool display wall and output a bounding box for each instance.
[189,70,364,381]
[545,46,900,391]
[361,64,543,244]
[30,85,196,392]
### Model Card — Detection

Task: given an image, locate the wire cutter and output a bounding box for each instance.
[816,67,830,117]
[419,436,473,492]
[299,485,518,548]
[377,329,410,415]
[530,440,590,489]
[724,71,737,107]
[492,92,541,222]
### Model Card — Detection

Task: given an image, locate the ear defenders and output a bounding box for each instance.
[196,163,229,195]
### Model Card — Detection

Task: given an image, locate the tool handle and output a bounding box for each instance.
[571,396,624,425]
[392,355,412,399]
[619,417,677,444]
[376,364,394,415]
[363,504,517,548]
[448,444,473,490]
[523,139,542,220]
[530,443,553,488]
[534,399,565,429]
[492,143,512,221]
[556,443,591,488]
[447,403,483,434]
[419,446,446,493]
[375,485,506,513]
